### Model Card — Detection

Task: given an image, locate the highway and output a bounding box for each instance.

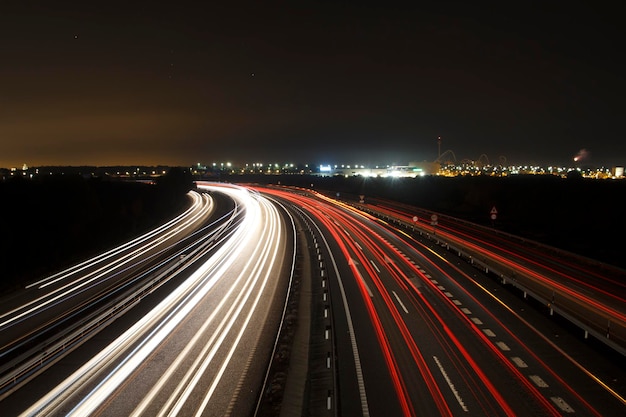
[358,198,626,354]
[259,185,626,417]
[1,183,295,416]
[1,181,624,416]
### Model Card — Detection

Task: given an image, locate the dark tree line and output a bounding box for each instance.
[0,168,194,294]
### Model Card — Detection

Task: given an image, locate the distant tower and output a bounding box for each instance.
[437,136,441,159]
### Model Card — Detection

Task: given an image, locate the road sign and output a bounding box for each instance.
[412,216,418,222]
[490,213,497,220]
[430,214,438,222]
[490,206,498,215]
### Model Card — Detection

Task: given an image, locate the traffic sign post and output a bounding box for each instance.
[430,214,438,235]
[490,206,497,226]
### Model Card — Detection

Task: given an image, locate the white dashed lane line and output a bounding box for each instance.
[510,357,528,368]
[482,329,496,338]
[496,341,511,351]
[422,276,575,414]
[529,375,549,388]
[392,290,409,314]
[551,397,575,413]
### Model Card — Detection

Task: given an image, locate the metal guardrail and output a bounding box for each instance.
[361,205,626,357]
[0,256,187,400]
[0,209,239,401]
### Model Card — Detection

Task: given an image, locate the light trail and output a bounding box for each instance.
[25,192,208,290]
[396,228,617,413]
[0,191,212,330]
[358,203,612,415]
[264,186,602,415]
[133,195,282,417]
[285,201,372,417]
[370,202,626,305]
[333,196,574,415]
[255,188,376,416]
[260,187,452,416]
[19,183,288,417]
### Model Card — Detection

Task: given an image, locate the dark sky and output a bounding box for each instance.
[2,1,625,167]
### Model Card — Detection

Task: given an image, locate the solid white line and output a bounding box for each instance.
[309,215,370,416]
[369,260,380,273]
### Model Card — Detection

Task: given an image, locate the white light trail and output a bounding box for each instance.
[0,192,212,329]
[20,184,286,417]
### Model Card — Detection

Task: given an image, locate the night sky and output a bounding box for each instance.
[2,2,625,168]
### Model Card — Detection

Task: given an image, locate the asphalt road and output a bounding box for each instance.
[261,185,625,417]
[2,183,624,416]
[1,184,295,417]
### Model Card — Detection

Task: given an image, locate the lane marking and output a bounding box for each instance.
[510,357,528,368]
[370,260,381,273]
[452,299,462,306]
[482,328,496,337]
[461,308,472,315]
[433,356,468,412]
[470,317,483,325]
[444,292,454,298]
[392,291,409,314]
[551,397,575,413]
[353,267,374,298]
[496,341,511,351]
[529,375,549,388]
